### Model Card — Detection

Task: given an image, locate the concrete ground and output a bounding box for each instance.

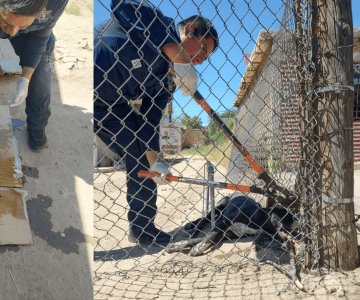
[0,4,93,300]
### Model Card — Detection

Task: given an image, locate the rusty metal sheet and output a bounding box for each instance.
[0,105,23,187]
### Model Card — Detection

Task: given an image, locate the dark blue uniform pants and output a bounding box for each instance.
[10,33,55,131]
[95,105,158,229]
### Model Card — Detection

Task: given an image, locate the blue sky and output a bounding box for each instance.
[94,0,360,125]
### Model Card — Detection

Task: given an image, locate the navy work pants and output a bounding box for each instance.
[94,104,158,229]
[10,33,55,131]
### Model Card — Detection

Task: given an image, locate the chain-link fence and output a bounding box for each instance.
[94,0,359,298]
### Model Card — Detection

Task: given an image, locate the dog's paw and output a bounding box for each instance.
[165,241,187,253]
[189,232,219,256]
[189,240,212,256]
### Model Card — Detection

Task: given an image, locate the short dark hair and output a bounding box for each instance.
[178,15,219,54]
[0,0,48,16]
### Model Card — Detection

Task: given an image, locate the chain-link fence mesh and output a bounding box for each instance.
[94,0,359,298]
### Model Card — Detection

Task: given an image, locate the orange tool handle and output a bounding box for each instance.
[138,170,265,194]
[192,90,265,176]
[192,90,296,204]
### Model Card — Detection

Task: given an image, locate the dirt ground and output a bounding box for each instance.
[94,154,360,299]
[0,1,93,299]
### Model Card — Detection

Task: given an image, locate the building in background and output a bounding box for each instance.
[227,28,360,183]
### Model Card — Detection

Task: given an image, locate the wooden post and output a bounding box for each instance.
[315,0,359,270]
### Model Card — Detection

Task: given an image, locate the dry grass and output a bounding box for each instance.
[65,3,81,16]
[180,140,232,168]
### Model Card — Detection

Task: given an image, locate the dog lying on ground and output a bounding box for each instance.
[167,194,298,256]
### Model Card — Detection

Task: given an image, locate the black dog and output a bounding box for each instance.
[167,195,298,256]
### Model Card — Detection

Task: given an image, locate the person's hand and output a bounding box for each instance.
[149,161,171,185]
[8,77,30,107]
[173,63,198,96]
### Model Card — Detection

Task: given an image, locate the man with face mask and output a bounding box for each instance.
[0,0,68,151]
[94,0,219,245]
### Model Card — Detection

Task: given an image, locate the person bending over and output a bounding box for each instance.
[0,0,68,151]
[94,0,219,245]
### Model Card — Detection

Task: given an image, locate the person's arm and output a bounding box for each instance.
[22,66,34,80]
[10,27,51,107]
[145,150,161,166]
[145,150,170,169]
[17,0,68,70]
[9,1,68,107]
[134,94,172,184]
[135,94,168,154]
[146,150,171,185]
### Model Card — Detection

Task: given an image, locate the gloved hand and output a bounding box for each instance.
[149,161,171,185]
[8,77,30,107]
[173,63,198,96]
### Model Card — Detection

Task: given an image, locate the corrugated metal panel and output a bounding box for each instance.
[354,119,360,162]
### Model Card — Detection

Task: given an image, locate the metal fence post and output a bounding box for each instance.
[206,161,216,225]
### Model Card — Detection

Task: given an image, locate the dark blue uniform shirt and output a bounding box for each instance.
[0,0,68,69]
[94,0,180,152]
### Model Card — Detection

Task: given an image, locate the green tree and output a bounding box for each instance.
[220,109,236,119]
[180,114,203,129]
[207,109,236,144]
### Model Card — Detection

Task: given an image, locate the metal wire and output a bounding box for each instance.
[94,0,357,298]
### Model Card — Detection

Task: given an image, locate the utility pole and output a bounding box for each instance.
[315,0,359,270]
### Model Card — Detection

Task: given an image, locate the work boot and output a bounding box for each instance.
[128,224,172,245]
[28,129,48,152]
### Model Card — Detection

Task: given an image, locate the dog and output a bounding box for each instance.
[167,194,298,256]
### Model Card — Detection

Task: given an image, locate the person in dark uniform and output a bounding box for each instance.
[94,0,219,245]
[0,0,69,151]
